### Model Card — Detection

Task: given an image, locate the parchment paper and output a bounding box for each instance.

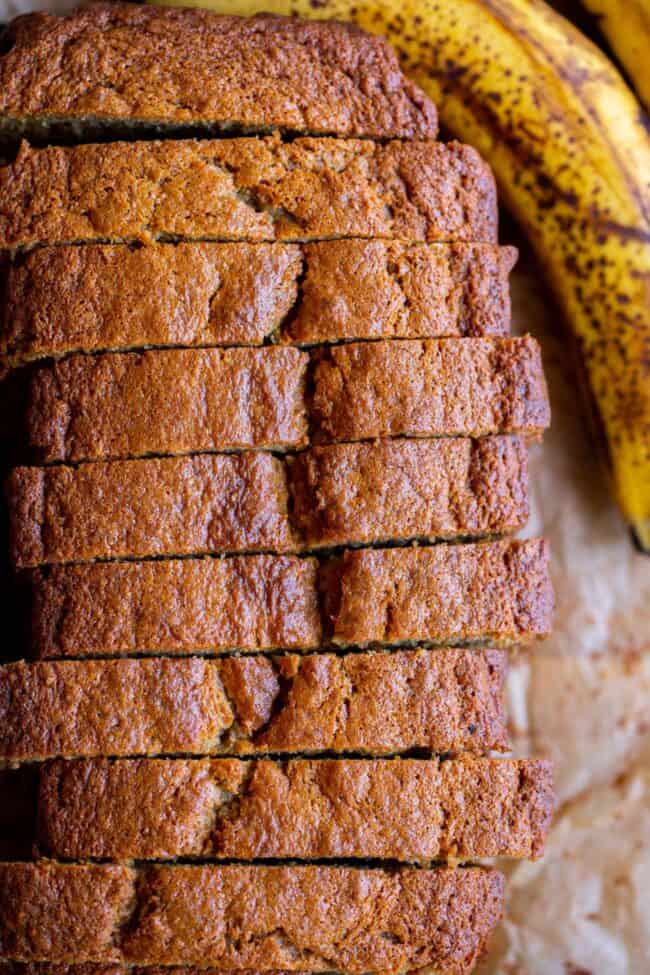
[481,241,650,974]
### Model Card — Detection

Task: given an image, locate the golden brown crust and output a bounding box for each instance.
[0,5,438,139]
[0,136,497,251]
[326,538,553,647]
[1,241,515,365]
[8,437,528,567]
[311,336,549,442]
[29,540,550,658]
[0,861,504,971]
[0,649,510,760]
[35,756,553,861]
[31,555,322,658]
[27,347,309,462]
[8,453,295,568]
[290,436,529,549]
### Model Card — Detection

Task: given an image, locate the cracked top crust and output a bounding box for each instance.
[0,5,438,139]
[0,861,504,972]
[0,136,497,251]
[0,649,510,760]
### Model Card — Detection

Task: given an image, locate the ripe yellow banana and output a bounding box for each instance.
[155,0,650,550]
[581,0,650,111]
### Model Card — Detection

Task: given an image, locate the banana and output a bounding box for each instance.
[581,0,650,111]
[154,0,650,550]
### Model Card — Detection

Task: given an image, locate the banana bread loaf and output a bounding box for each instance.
[1,241,516,365]
[28,539,550,659]
[310,336,549,443]
[8,437,529,567]
[35,755,553,861]
[25,339,546,463]
[0,136,497,251]
[27,346,309,462]
[0,861,504,970]
[0,649,509,759]
[0,5,438,140]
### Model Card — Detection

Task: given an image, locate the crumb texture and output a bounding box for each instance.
[0,862,504,972]
[0,5,438,138]
[31,555,322,657]
[311,337,549,442]
[327,538,553,646]
[8,453,295,567]
[0,137,497,250]
[290,436,529,549]
[35,755,553,861]
[0,649,510,760]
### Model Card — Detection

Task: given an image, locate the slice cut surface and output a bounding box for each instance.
[1,242,302,361]
[0,649,509,760]
[311,337,550,442]
[0,861,504,971]
[35,755,553,861]
[26,346,309,463]
[0,136,497,251]
[23,339,547,464]
[8,452,296,568]
[8,437,528,567]
[1,241,515,365]
[0,6,438,139]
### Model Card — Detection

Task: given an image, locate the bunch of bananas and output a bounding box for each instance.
[156,0,650,550]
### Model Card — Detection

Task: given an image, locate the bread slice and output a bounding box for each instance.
[35,755,553,861]
[0,649,509,760]
[24,339,546,463]
[0,137,497,252]
[8,437,529,567]
[327,538,553,648]
[26,346,309,462]
[310,336,550,443]
[31,554,323,658]
[28,540,550,659]
[1,241,516,365]
[8,452,296,568]
[0,5,437,141]
[289,436,529,550]
[0,861,504,971]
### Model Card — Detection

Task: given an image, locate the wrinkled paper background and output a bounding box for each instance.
[1,1,649,971]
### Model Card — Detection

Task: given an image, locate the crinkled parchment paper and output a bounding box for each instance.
[481,241,650,975]
[1,1,649,970]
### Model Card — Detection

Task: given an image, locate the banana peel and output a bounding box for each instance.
[155,0,650,550]
[582,0,650,111]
